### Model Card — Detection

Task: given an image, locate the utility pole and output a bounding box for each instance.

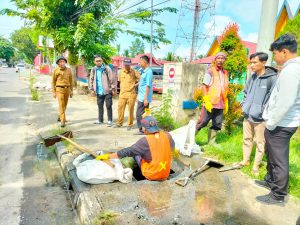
[256,0,279,65]
[150,0,153,67]
[190,0,200,62]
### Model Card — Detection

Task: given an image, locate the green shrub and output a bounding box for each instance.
[224,83,243,134]
[152,90,178,131]
[29,75,40,101]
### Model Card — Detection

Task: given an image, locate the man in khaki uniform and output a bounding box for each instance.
[113,58,140,130]
[52,56,73,127]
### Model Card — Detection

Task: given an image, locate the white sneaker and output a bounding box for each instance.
[94,120,103,124]
[107,121,112,127]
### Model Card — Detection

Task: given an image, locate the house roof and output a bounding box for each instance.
[191,56,215,64]
[277,0,293,21]
[131,53,163,66]
[241,40,257,55]
[112,53,169,68]
[192,40,256,65]
[295,3,300,16]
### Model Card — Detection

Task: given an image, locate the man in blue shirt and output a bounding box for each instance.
[136,55,153,135]
[89,55,116,127]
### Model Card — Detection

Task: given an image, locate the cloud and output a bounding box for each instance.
[152,43,172,58]
[174,45,190,59]
[204,15,233,37]
[241,32,258,43]
[216,0,261,24]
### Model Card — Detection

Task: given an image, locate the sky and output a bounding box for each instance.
[1,0,300,59]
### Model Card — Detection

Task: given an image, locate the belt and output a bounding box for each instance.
[56,86,69,88]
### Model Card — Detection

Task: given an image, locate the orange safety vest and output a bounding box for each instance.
[141,131,172,181]
[206,67,229,105]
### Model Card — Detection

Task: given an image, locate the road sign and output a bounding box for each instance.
[169,67,175,79]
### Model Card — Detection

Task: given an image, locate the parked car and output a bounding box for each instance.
[152,67,163,94]
[1,63,9,68]
[15,63,25,73]
[133,66,163,94]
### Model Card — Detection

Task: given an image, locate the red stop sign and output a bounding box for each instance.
[169,67,175,79]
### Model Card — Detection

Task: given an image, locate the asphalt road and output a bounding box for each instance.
[0,68,75,225]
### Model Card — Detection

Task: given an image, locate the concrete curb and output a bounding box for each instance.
[54,142,98,225]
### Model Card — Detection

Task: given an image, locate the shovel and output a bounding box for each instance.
[175,158,223,187]
[43,131,73,147]
[57,134,115,168]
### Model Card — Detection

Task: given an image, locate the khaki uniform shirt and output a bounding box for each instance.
[118,68,140,98]
[52,67,73,93]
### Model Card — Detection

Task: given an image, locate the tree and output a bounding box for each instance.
[0,37,14,64]
[280,13,300,55]
[123,49,130,57]
[1,1,177,66]
[10,27,39,63]
[219,23,248,80]
[218,23,248,134]
[129,38,145,57]
[197,54,204,59]
[116,44,121,56]
[164,52,182,62]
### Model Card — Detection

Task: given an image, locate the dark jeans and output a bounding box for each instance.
[196,107,223,131]
[264,126,298,199]
[97,93,112,122]
[136,101,149,131]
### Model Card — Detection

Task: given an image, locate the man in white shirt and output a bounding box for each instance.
[255,34,300,205]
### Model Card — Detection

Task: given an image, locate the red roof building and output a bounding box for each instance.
[192,38,257,65]
[112,53,170,69]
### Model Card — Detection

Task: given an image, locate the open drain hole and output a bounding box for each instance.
[132,167,176,181]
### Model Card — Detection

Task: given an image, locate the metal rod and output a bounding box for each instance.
[150,0,153,67]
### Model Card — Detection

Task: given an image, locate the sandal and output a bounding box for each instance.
[233,161,250,168]
[252,169,259,177]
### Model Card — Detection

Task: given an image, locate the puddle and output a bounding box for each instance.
[138,183,174,217]
[36,143,65,187]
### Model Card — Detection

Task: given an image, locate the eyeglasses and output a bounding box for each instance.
[96,60,102,63]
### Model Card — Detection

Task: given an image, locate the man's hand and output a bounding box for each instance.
[52,92,56,99]
[90,90,96,97]
[112,90,116,96]
[144,99,149,107]
[96,154,110,160]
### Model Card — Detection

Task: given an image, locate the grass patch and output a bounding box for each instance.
[195,126,300,198]
[92,211,118,225]
[29,75,40,101]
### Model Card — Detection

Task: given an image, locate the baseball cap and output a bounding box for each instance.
[124,58,132,65]
[141,116,159,134]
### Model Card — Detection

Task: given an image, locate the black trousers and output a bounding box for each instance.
[97,93,112,122]
[196,107,223,131]
[264,126,297,198]
[136,101,149,131]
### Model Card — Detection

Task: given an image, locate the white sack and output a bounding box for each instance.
[73,153,133,184]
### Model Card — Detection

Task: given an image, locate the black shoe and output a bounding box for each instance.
[61,122,65,128]
[256,193,284,206]
[57,117,61,122]
[255,180,271,190]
